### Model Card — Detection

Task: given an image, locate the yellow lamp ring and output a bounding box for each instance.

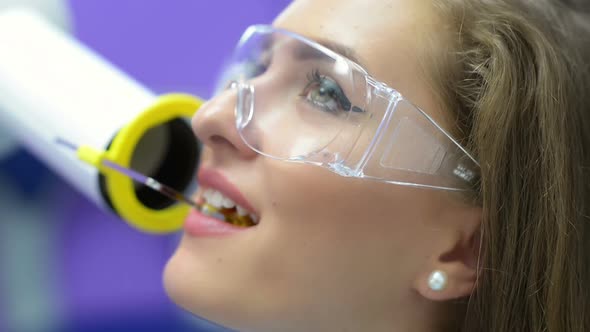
[103,93,203,234]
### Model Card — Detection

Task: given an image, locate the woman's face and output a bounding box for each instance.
[164,1,478,331]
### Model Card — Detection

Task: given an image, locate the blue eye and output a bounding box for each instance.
[300,70,364,114]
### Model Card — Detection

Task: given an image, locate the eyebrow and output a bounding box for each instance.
[286,36,365,68]
[316,39,364,67]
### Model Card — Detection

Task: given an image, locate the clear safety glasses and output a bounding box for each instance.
[216,25,480,191]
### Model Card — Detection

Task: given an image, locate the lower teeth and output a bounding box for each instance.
[221,208,255,227]
[201,204,255,227]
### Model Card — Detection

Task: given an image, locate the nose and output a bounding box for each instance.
[191,86,258,159]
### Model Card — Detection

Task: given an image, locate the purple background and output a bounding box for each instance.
[0,1,290,331]
[70,0,290,96]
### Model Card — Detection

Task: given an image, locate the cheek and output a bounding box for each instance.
[263,157,427,233]
[259,159,436,284]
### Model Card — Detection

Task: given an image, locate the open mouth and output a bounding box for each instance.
[197,187,259,227]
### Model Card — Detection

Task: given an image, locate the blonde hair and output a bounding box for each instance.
[428,1,590,331]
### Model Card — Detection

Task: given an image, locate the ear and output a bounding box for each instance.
[413,205,482,301]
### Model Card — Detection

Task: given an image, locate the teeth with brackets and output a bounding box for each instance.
[236,205,248,216]
[202,188,258,224]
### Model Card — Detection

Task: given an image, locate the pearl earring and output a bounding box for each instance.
[428,270,447,291]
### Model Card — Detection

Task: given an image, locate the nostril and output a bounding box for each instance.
[210,134,231,146]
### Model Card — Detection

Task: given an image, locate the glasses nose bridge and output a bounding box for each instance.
[233,80,255,131]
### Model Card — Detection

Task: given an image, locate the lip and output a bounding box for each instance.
[184,208,251,237]
[183,168,259,237]
[197,167,258,216]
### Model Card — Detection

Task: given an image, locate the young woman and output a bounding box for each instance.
[164,0,590,331]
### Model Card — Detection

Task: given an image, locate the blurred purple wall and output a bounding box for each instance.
[69,0,290,96]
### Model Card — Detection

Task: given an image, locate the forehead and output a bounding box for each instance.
[273,0,450,127]
[273,0,437,75]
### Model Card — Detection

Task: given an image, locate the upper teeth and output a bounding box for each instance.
[202,188,257,220]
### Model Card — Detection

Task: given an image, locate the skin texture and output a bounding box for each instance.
[164,1,481,331]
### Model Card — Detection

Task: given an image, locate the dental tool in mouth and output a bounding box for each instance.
[55,137,257,227]
[55,137,202,208]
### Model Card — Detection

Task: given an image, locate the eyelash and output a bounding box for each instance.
[308,69,324,83]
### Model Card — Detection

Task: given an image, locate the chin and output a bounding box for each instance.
[162,246,257,332]
[163,247,198,314]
